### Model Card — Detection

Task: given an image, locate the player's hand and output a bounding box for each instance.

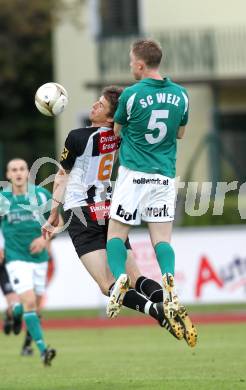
[0,248,4,264]
[30,236,47,254]
[42,212,60,240]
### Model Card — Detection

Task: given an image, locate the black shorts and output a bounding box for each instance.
[0,263,14,295]
[64,204,131,258]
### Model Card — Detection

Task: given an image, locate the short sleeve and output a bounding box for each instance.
[60,131,77,171]
[114,90,129,125]
[34,187,53,222]
[180,90,189,126]
[0,192,10,217]
[39,187,52,202]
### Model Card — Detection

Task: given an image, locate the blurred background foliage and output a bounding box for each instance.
[0,0,84,183]
[0,0,54,179]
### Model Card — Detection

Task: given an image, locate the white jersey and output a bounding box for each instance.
[60,126,119,211]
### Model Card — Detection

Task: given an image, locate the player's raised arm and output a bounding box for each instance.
[113,122,122,136]
[42,167,68,240]
[177,90,189,139]
[0,248,4,263]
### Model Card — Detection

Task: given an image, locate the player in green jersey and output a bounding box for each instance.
[106,39,197,347]
[0,158,56,365]
[42,86,184,342]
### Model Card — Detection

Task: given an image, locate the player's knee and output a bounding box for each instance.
[22,299,37,312]
[99,283,109,296]
[95,275,114,296]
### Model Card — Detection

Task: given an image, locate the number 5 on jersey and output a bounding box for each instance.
[145,109,169,144]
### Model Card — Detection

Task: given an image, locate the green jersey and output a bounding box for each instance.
[0,185,51,263]
[114,77,189,178]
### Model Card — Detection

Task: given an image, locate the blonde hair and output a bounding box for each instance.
[131,39,162,68]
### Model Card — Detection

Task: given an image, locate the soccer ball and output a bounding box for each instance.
[35,82,68,117]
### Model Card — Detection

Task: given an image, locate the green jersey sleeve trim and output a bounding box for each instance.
[180,91,189,126]
[37,187,52,202]
[126,93,137,120]
[114,88,137,125]
[0,191,11,217]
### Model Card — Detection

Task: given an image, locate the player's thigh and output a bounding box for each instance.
[125,249,141,288]
[80,249,114,294]
[141,176,176,225]
[110,166,142,226]
[36,294,43,313]
[33,262,48,296]
[148,221,173,247]
[6,261,34,295]
[19,289,37,311]
[65,206,108,258]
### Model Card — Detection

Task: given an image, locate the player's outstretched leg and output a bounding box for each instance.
[162,273,179,319]
[136,274,197,346]
[175,305,198,348]
[135,276,163,303]
[12,302,23,335]
[41,347,56,366]
[106,274,130,318]
[21,330,34,356]
[153,302,184,340]
[24,311,56,366]
[2,310,13,335]
[109,284,184,341]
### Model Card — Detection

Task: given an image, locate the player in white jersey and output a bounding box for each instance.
[42,86,184,341]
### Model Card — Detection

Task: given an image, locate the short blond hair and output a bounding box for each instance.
[131,39,162,68]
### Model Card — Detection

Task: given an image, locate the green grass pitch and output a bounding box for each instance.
[0,322,245,390]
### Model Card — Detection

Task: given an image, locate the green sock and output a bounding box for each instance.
[155,241,175,276]
[107,238,127,279]
[12,303,23,319]
[23,312,46,354]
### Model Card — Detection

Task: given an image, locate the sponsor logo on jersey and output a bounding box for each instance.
[133,177,169,185]
[116,204,137,221]
[144,204,169,218]
[7,210,36,224]
[88,200,111,221]
[60,147,69,161]
[98,130,119,154]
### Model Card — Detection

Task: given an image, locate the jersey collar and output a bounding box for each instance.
[140,77,171,87]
